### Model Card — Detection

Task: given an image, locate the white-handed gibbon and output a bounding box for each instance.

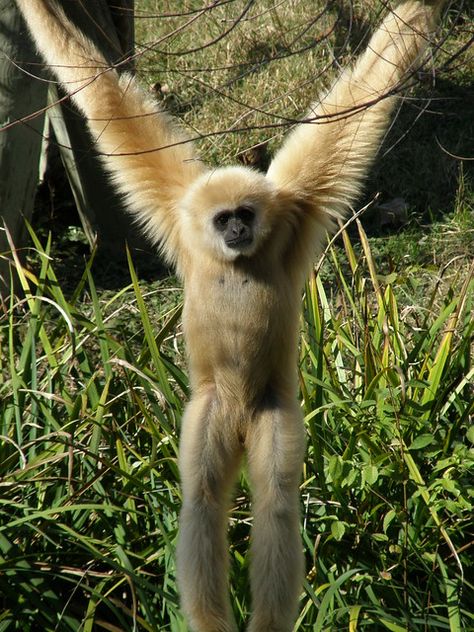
[15,1,445,630]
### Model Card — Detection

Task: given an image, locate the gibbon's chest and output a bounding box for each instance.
[182,263,298,372]
[184,266,279,334]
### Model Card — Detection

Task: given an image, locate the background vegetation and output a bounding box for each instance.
[1,1,473,630]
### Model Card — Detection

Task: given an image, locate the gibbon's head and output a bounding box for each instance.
[180,166,277,261]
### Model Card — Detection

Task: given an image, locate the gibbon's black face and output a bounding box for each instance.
[181,166,275,261]
[213,206,255,250]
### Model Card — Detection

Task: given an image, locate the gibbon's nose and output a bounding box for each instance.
[233,225,244,237]
[225,218,251,249]
[229,219,245,237]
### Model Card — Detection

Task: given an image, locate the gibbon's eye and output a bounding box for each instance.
[213,211,232,231]
[235,206,255,224]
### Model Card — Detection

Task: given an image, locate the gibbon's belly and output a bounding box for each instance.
[183,266,298,395]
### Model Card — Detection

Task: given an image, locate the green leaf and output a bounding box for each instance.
[327,455,344,483]
[314,568,361,632]
[349,605,362,632]
[380,619,407,632]
[331,521,346,541]
[409,434,434,450]
[383,509,397,533]
[466,425,474,444]
[438,555,462,632]
[362,464,379,486]
[371,533,389,542]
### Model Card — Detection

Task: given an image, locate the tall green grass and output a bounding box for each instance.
[299,220,473,631]
[1,218,472,631]
[1,228,185,630]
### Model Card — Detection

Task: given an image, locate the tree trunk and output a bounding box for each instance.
[0,0,48,297]
[50,0,150,260]
[0,1,155,299]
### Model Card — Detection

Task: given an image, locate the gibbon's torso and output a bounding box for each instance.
[182,255,301,406]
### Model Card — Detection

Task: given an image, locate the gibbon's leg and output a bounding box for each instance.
[177,389,242,632]
[246,398,306,632]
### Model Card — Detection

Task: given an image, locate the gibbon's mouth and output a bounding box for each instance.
[226,237,253,249]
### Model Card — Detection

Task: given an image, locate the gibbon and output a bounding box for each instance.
[16,1,444,630]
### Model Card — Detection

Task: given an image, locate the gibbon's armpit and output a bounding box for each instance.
[16,1,444,630]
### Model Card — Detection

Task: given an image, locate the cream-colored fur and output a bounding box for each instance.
[15,1,443,630]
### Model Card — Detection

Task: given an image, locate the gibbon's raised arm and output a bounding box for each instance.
[267,0,443,229]
[16,0,206,266]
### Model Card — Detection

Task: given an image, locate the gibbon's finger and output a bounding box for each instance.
[15,0,207,266]
[266,0,445,229]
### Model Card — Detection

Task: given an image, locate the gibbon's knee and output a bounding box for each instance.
[178,391,243,501]
[246,399,306,495]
